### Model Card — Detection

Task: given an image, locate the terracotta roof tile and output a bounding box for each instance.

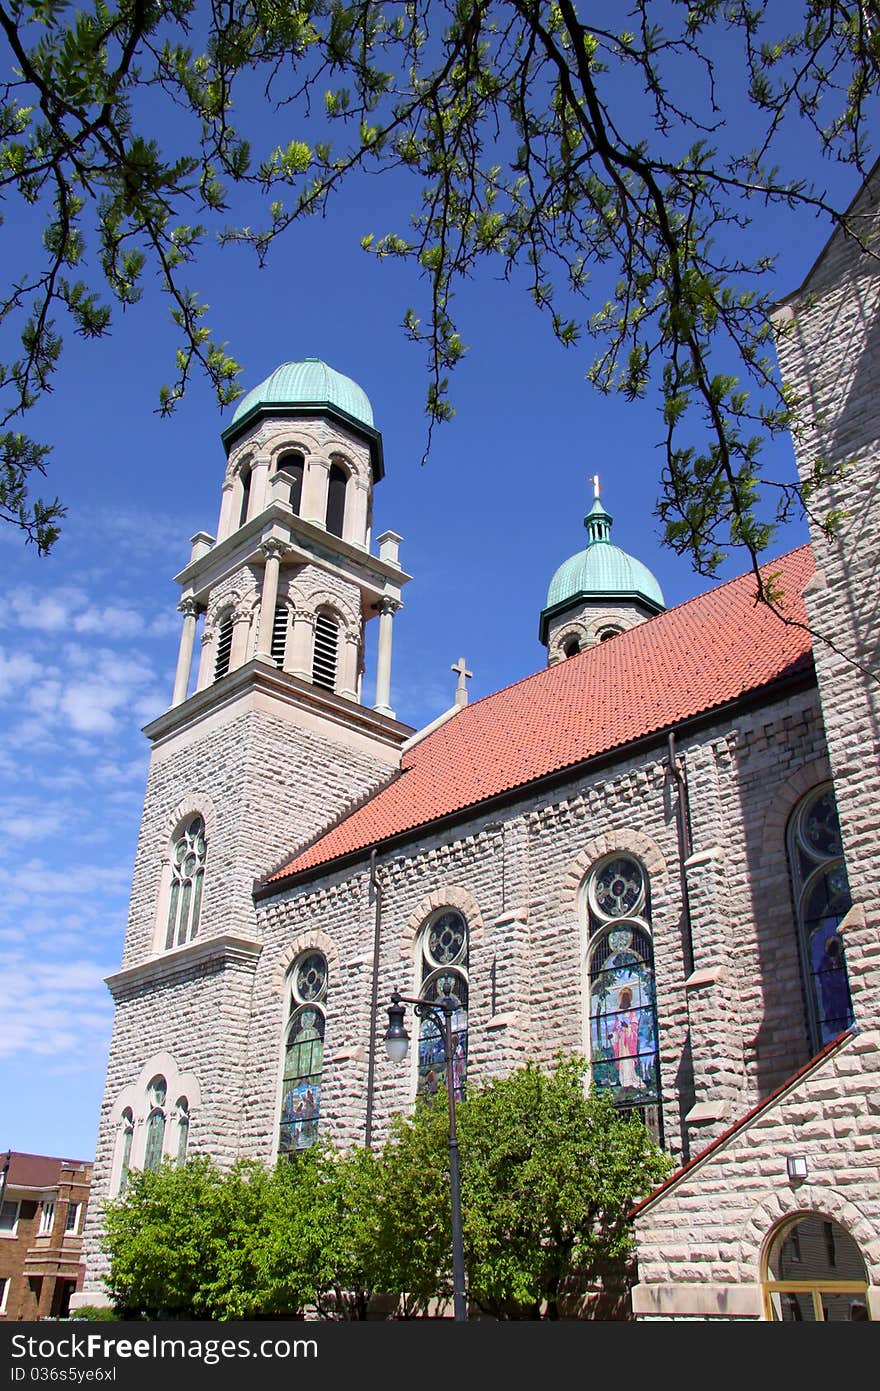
[268,545,814,886]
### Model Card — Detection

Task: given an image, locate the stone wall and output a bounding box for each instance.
[774,176,880,1030]
[632,1027,880,1319]
[249,680,827,1166]
[629,169,880,1321]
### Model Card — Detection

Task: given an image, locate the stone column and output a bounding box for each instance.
[171,599,199,707]
[217,480,236,541]
[341,630,360,701]
[302,457,330,526]
[249,455,271,519]
[373,598,400,718]
[255,540,288,661]
[345,478,371,548]
[229,607,252,670]
[290,608,315,679]
[195,626,214,691]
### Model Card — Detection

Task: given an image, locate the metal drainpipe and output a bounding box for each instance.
[364,848,383,1150]
[667,730,695,977]
[666,731,697,1161]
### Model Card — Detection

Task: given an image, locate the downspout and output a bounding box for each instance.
[666,731,695,1161]
[667,731,695,976]
[364,848,383,1150]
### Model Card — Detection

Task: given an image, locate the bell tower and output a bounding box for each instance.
[173,357,407,718]
[76,359,412,1306]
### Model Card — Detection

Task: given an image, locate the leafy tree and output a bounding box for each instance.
[367,1057,671,1318]
[0,1,878,565]
[102,1152,343,1319]
[100,1063,668,1321]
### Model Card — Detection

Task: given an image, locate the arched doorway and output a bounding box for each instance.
[764,1214,870,1321]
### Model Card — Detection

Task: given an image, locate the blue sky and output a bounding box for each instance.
[0,20,869,1162]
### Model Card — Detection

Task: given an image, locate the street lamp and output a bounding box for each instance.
[383,987,467,1323]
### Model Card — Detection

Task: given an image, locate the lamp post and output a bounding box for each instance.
[384,987,467,1322]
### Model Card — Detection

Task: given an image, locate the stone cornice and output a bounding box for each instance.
[538,589,665,645]
[106,933,263,999]
[142,658,414,751]
[174,502,411,601]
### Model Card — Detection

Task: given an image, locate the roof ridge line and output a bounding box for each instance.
[404,543,812,753]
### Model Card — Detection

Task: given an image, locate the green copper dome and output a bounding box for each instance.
[231,358,374,428]
[543,487,665,615]
[546,542,665,609]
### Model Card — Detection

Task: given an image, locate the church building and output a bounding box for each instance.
[77,172,880,1322]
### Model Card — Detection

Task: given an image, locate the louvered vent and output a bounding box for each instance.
[214,617,233,680]
[271,604,288,668]
[312,613,338,691]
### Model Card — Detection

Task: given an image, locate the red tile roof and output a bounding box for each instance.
[267,545,815,887]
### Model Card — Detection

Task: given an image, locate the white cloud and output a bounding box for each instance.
[0,809,65,841]
[0,954,115,1059]
[72,605,148,638]
[0,858,131,897]
[1,584,179,648]
[0,649,43,695]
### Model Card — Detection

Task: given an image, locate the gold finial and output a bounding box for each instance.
[592,474,600,501]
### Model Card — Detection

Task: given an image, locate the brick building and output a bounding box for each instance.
[76,175,880,1320]
[1,1153,92,1320]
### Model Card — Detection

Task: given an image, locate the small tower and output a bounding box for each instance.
[539,477,665,663]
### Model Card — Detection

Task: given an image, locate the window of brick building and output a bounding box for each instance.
[0,1201,19,1236]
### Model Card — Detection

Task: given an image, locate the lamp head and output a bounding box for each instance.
[384,992,410,1063]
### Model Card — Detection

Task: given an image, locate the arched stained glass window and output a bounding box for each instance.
[279,952,327,1155]
[276,452,304,514]
[143,1076,167,1171]
[417,910,468,1102]
[586,855,661,1140]
[118,1109,134,1193]
[176,1097,189,1165]
[787,784,854,1050]
[165,816,207,950]
[326,463,347,537]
